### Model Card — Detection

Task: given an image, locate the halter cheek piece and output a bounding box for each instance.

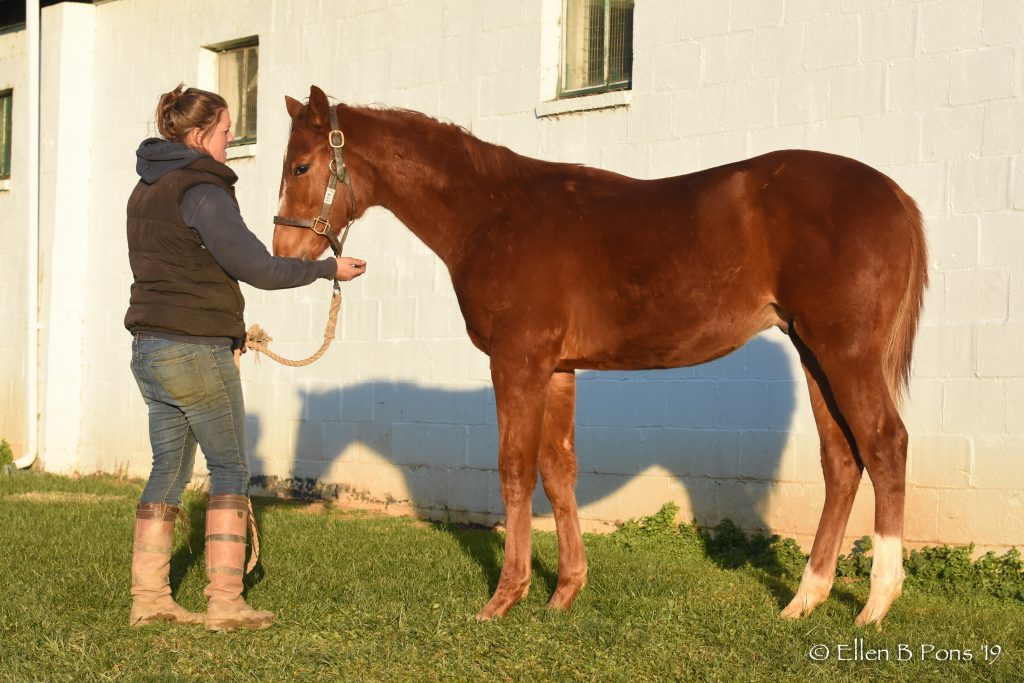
[273,106,357,266]
[248,107,351,365]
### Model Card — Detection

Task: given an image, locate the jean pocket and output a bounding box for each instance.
[137,339,189,359]
[149,353,208,406]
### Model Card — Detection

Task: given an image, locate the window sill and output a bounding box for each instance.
[0,178,9,191]
[535,90,632,118]
[226,143,256,160]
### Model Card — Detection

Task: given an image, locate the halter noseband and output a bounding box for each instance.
[273,105,356,258]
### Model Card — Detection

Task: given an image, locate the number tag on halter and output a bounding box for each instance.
[323,187,336,205]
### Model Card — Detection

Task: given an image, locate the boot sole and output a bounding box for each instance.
[130,612,205,627]
[204,616,275,632]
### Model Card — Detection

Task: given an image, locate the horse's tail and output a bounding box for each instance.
[883,183,928,408]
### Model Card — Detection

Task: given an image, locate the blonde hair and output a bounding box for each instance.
[156,84,228,148]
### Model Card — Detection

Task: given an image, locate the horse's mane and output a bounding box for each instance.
[355,105,556,184]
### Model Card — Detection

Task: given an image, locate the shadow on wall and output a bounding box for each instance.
[248,335,799,535]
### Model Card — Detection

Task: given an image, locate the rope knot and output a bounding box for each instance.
[245,324,273,346]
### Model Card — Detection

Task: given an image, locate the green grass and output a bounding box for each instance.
[1,472,1022,682]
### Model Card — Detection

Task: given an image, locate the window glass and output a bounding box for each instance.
[561,0,634,98]
[0,91,11,178]
[217,41,258,145]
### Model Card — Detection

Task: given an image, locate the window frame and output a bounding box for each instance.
[0,90,11,179]
[207,37,259,148]
[558,0,634,100]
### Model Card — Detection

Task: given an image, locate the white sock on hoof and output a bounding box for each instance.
[857,534,905,625]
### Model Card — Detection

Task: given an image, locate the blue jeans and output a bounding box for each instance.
[130,335,249,505]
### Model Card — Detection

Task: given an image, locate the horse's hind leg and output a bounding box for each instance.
[538,370,587,610]
[782,339,864,618]
[797,342,909,625]
[843,380,909,627]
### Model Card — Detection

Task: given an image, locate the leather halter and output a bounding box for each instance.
[273,106,356,259]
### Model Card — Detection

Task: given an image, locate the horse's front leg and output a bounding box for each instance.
[476,355,554,621]
[538,369,587,610]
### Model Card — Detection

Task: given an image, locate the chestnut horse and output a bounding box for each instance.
[273,86,927,626]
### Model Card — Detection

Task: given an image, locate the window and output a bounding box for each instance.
[560,0,634,98]
[212,38,258,146]
[0,90,11,179]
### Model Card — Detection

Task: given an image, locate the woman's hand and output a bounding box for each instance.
[335,257,367,281]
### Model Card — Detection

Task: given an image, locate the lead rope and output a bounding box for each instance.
[243,219,351,366]
[245,498,260,575]
[243,285,342,367]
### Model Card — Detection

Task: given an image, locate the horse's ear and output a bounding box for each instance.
[285,95,303,119]
[308,85,330,125]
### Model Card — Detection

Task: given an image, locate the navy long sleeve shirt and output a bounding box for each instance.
[180,184,336,289]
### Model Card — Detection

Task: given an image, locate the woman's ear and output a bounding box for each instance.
[185,126,205,151]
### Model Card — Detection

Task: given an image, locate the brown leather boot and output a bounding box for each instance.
[129,503,204,627]
[203,494,275,631]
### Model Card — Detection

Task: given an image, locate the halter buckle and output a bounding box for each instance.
[328,130,345,149]
[311,217,332,235]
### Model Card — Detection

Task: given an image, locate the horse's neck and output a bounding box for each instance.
[347,108,520,269]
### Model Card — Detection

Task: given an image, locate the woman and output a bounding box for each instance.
[125,85,365,630]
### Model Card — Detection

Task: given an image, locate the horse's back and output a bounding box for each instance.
[461,149,923,371]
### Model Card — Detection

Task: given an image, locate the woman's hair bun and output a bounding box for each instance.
[155,84,228,147]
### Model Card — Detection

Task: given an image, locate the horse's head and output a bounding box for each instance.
[273,85,359,260]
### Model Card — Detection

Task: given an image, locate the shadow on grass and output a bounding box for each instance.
[429,514,841,613]
[531,555,560,598]
[169,495,206,593]
[698,519,863,613]
[433,523,504,594]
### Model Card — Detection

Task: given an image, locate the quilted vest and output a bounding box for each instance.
[124,158,245,339]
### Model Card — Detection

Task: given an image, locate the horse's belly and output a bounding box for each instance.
[563,336,745,372]
[560,301,784,372]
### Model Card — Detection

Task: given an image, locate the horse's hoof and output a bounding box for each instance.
[854,602,890,628]
[780,591,825,620]
[780,603,804,620]
[546,581,585,611]
[475,604,508,621]
[545,596,573,611]
[475,597,512,621]
[780,602,807,620]
[856,575,902,627]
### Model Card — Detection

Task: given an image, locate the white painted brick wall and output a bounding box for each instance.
[0,28,28,456]
[37,3,96,473]
[0,0,1021,552]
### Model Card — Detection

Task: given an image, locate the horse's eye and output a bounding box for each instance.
[294,164,310,176]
